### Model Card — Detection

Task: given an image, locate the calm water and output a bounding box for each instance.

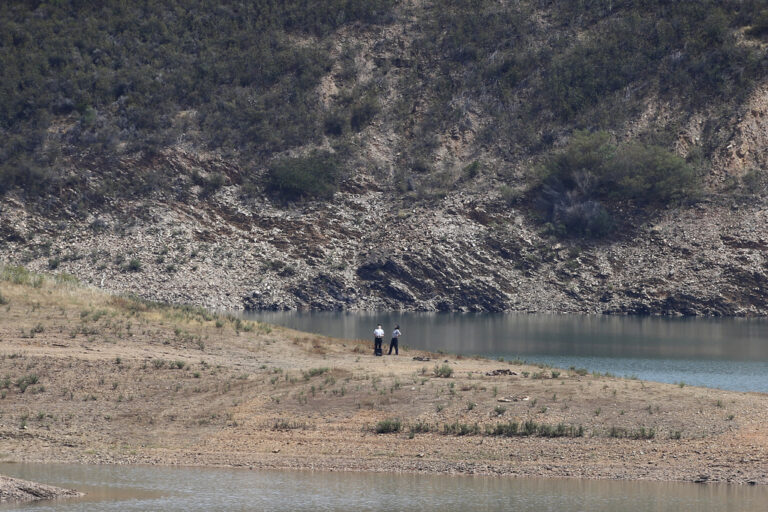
[0,463,766,512]
[245,312,768,392]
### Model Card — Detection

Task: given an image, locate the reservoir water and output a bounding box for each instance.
[245,312,768,392]
[1,463,766,512]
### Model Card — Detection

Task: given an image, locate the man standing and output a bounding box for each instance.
[388,324,401,355]
[373,324,384,356]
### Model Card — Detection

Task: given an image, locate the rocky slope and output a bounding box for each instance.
[2,2,768,316]
[2,148,768,316]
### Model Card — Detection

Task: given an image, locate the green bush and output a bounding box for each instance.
[375,418,402,433]
[264,151,341,201]
[535,131,697,237]
[433,364,454,378]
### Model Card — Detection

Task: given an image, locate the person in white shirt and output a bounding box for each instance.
[388,325,401,355]
[373,324,384,355]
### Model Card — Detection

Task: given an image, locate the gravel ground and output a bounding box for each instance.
[1,275,767,487]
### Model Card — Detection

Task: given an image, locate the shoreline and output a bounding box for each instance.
[1,271,767,486]
[0,474,81,504]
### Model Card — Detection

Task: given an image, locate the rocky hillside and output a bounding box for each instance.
[2,0,768,315]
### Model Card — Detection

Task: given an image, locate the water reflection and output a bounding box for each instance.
[245,311,768,392]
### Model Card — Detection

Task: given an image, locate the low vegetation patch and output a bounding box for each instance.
[302,367,330,380]
[487,421,584,438]
[264,151,341,201]
[433,364,454,378]
[15,374,39,394]
[375,418,402,434]
[608,426,656,439]
[535,131,697,238]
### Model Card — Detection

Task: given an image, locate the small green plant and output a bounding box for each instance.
[375,418,402,434]
[303,367,329,380]
[494,405,506,416]
[15,374,39,393]
[442,422,480,436]
[410,421,432,434]
[609,426,655,439]
[466,401,476,411]
[152,359,165,369]
[433,364,453,378]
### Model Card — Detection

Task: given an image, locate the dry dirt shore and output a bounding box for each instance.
[1,267,767,487]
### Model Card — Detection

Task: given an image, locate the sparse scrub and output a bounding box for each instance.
[375,418,402,434]
[273,420,308,431]
[265,151,341,201]
[442,422,480,436]
[609,426,656,440]
[15,374,39,393]
[433,364,454,378]
[409,421,433,434]
[303,367,330,380]
[486,421,583,438]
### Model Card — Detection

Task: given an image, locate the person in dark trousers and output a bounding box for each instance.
[388,325,401,355]
[373,324,384,356]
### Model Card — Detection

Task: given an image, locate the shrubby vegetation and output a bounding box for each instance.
[535,131,697,238]
[264,151,341,201]
[0,0,765,210]
[0,0,393,201]
[409,0,766,154]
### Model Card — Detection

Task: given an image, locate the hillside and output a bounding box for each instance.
[2,0,768,314]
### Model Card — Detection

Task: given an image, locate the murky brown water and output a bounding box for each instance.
[1,463,766,511]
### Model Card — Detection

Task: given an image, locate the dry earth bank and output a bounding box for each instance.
[0,268,766,485]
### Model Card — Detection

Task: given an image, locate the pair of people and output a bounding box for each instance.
[373,324,401,356]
